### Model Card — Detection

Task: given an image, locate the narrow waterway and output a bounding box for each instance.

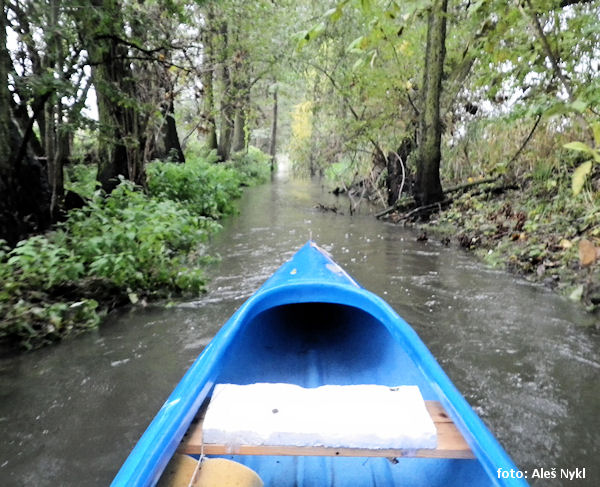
[1,167,598,486]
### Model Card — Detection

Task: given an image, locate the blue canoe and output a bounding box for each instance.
[113,241,528,486]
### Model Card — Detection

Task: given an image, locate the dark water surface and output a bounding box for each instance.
[1,169,598,486]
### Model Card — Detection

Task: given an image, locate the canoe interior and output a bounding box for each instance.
[204,301,492,487]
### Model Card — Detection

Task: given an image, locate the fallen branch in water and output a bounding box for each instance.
[394,182,519,222]
[377,176,506,219]
[315,202,343,214]
[374,197,413,219]
[398,199,454,221]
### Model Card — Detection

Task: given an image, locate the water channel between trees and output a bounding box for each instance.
[1,168,599,486]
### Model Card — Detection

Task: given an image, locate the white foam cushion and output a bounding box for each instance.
[202,383,437,450]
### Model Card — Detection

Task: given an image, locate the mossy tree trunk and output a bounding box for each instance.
[217,20,234,161]
[86,0,146,193]
[231,86,249,154]
[231,39,250,154]
[149,71,185,163]
[414,0,447,208]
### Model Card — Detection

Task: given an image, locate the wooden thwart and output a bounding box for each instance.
[177,401,475,460]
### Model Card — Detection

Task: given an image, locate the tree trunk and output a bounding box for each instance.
[231,83,249,154]
[0,2,51,245]
[151,74,185,163]
[45,0,65,219]
[217,20,233,161]
[0,0,13,239]
[230,37,249,155]
[205,68,219,151]
[86,0,146,193]
[11,99,44,157]
[414,0,447,208]
[203,7,218,152]
[269,85,278,169]
[231,107,246,153]
[162,97,185,162]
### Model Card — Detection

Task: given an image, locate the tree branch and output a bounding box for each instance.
[13,91,52,170]
[559,0,595,7]
[521,0,574,101]
[406,91,420,117]
[305,60,387,165]
[507,113,542,167]
[93,33,167,56]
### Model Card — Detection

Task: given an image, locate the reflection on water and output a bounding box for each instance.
[0,172,598,486]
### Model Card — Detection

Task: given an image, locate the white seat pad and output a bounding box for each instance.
[202,383,437,450]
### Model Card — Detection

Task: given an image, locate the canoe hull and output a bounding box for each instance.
[112,242,527,486]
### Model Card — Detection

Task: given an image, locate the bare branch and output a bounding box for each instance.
[507,113,542,167]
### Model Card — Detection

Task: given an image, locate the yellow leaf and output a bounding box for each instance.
[559,239,572,249]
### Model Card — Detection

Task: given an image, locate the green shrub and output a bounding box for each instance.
[64,163,99,199]
[1,180,221,348]
[65,180,220,291]
[147,154,243,218]
[229,146,272,184]
[6,235,84,290]
[1,145,269,349]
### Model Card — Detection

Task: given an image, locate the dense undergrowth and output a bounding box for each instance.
[0,147,271,349]
[421,179,599,312]
[417,119,600,315]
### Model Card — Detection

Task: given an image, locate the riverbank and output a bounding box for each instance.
[0,147,271,350]
[411,176,600,315]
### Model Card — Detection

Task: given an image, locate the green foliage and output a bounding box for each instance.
[324,157,371,189]
[147,146,270,220]
[64,163,99,199]
[0,236,100,349]
[1,148,263,349]
[64,180,219,291]
[0,297,101,350]
[7,236,85,289]
[289,101,315,175]
[229,146,272,184]
[0,182,215,348]
[148,156,242,218]
[71,129,99,165]
[563,122,600,195]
